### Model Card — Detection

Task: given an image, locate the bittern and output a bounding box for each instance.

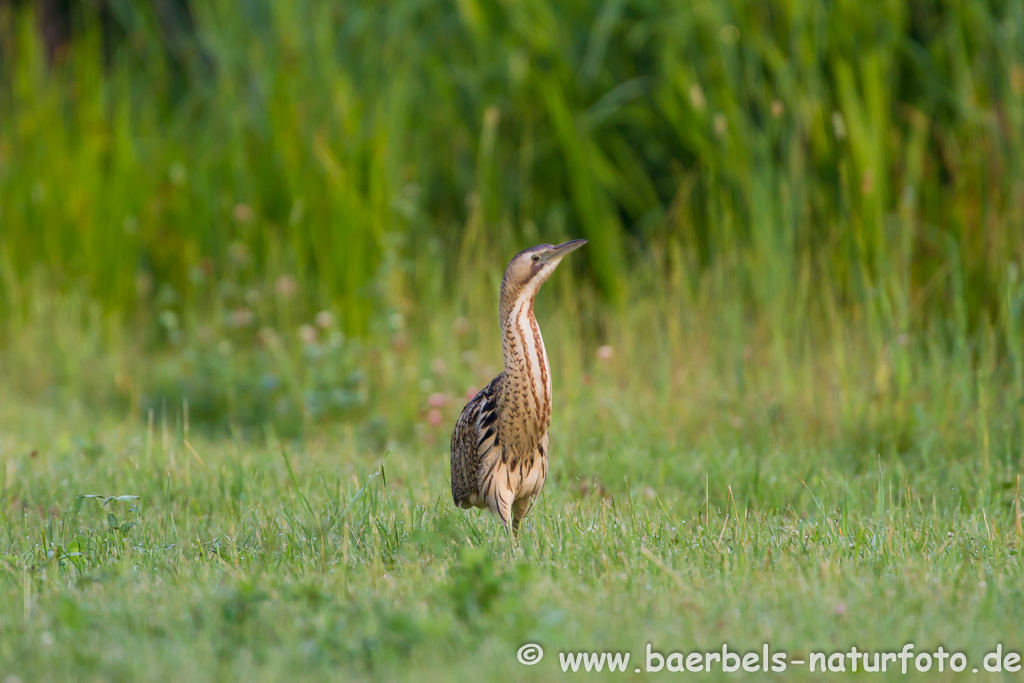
[450,239,587,532]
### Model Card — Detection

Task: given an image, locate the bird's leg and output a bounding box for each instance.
[511,496,535,534]
[485,483,515,534]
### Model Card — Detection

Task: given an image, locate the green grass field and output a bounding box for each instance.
[2,0,1024,680]
[3,353,1024,681]
[3,311,1024,680]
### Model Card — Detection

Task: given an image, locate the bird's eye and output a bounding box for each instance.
[532,255,540,262]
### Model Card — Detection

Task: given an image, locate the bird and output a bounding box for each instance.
[450,239,587,532]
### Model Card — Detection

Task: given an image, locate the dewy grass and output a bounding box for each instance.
[0,383,1023,681]
[1,0,1024,680]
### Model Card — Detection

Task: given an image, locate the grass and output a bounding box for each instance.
[2,372,1023,681]
[2,0,1024,680]
[3,295,1024,680]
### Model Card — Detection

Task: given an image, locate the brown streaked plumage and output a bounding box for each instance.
[450,239,587,532]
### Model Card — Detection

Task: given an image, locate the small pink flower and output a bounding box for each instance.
[233,203,254,222]
[275,275,298,298]
[834,602,847,616]
[465,386,479,402]
[596,345,615,361]
[428,392,447,408]
[427,409,444,427]
[230,308,255,327]
[315,310,334,329]
[298,324,317,344]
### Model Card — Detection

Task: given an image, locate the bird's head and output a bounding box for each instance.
[502,239,587,297]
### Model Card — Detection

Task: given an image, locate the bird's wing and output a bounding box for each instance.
[450,373,503,507]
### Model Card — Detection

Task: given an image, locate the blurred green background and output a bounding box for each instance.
[1,0,1023,445]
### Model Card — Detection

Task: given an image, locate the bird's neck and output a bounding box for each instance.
[497,286,552,459]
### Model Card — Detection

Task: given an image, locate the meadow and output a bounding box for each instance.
[2,0,1024,680]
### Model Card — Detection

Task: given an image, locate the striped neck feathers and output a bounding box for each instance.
[497,279,552,458]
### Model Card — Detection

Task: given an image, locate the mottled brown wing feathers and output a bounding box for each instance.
[450,373,503,507]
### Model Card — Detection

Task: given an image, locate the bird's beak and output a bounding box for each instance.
[542,239,587,263]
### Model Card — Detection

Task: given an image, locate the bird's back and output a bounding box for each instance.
[450,373,503,508]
